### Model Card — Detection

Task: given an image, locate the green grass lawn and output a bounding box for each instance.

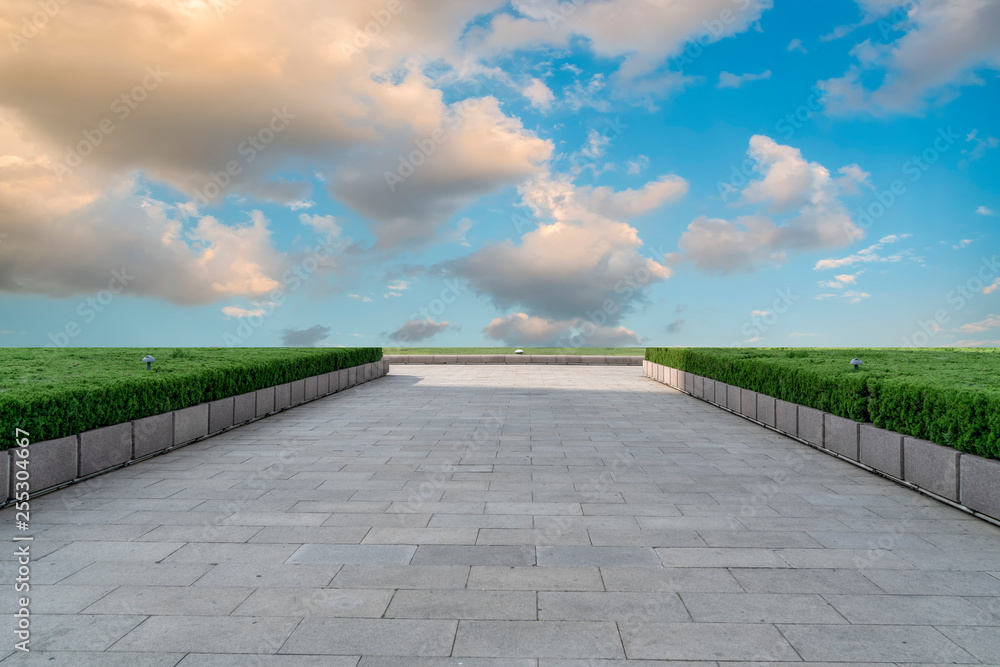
[383,347,644,356]
[647,347,1000,458]
[1,347,381,445]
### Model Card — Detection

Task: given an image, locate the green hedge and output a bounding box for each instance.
[1,347,382,449]
[645,347,1000,459]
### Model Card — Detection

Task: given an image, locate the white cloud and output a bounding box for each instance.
[816,290,871,303]
[787,38,807,53]
[960,129,999,166]
[347,294,372,302]
[222,306,267,319]
[450,173,677,323]
[958,314,1000,333]
[953,239,973,249]
[985,278,1000,294]
[673,136,865,273]
[626,155,650,175]
[977,206,995,216]
[751,310,772,317]
[820,0,1000,115]
[280,325,331,347]
[472,0,772,98]
[482,312,641,347]
[387,318,457,342]
[814,234,912,270]
[717,70,772,89]
[522,78,555,110]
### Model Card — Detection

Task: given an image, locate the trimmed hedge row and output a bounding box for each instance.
[646,347,999,460]
[1,348,382,448]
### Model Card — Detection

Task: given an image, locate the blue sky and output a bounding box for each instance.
[1,0,998,348]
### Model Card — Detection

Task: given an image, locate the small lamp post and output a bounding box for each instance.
[143,355,156,370]
[850,358,863,371]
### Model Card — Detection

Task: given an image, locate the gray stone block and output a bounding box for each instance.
[727,385,741,413]
[349,366,357,386]
[757,394,776,428]
[668,367,677,387]
[337,369,349,391]
[564,355,581,364]
[692,375,704,399]
[583,356,607,364]
[798,406,824,446]
[304,375,317,401]
[0,453,8,501]
[506,354,529,364]
[462,355,484,364]
[256,386,275,417]
[904,437,960,502]
[483,355,506,364]
[274,383,291,410]
[290,379,305,405]
[859,425,903,478]
[643,360,649,376]
[233,392,256,424]
[704,379,717,404]
[408,355,432,364]
[17,436,77,492]
[607,356,629,366]
[740,389,756,420]
[174,404,209,446]
[79,423,132,476]
[776,400,797,436]
[678,371,689,393]
[134,412,173,457]
[208,396,234,434]
[383,359,391,374]
[960,454,1000,520]
[317,372,329,396]
[824,413,860,460]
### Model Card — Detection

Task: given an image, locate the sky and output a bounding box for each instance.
[0,0,998,349]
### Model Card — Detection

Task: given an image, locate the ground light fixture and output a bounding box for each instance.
[143,355,156,370]
[850,358,863,371]
[515,349,524,354]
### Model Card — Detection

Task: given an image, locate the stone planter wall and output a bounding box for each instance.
[3,359,389,504]
[643,360,1000,523]
[385,354,643,365]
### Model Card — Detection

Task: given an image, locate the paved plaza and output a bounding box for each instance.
[3,364,1000,665]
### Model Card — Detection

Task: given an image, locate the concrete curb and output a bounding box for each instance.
[644,360,1000,524]
[385,355,644,366]
[2,359,387,505]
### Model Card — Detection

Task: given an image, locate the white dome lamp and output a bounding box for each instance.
[514,349,524,355]
[142,355,156,371]
[850,358,863,371]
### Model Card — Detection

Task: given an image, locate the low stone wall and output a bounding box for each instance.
[386,354,643,365]
[3,359,389,504]
[644,360,1000,523]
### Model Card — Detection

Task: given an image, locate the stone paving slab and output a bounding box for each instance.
[3,365,1000,663]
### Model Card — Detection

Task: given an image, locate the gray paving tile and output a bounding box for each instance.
[193,562,339,587]
[468,566,604,591]
[682,593,846,623]
[729,568,884,594]
[22,615,146,652]
[410,545,535,566]
[825,594,1000,625]
[536,546,661,567]
[619,622,798,661]
[23,585,116,614]
[601,567,743,593]
[778,624,976,663]
[453,620,624,659]
[177,656,357,667]
[233,587,393,618]
[287,544,416,565]
[0,652,184,666]
[332,565,470,589]
[280,618,457,656]
[82,586,252,616]
[386,589,536,620]
[538,591,688,621]
[861,569,1000,595]
[109,616,301,654]
[60,562,212,587]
